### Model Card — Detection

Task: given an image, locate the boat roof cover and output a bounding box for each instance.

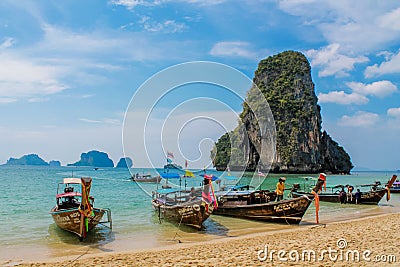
[56,192,82,198]
[160,173,180,179]
[63,178,82,184]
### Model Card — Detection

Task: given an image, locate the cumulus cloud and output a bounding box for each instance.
[0,37,15,49]
[278,1,400,52]
[210,41,258,59]
[377,7,400,31]
[307,43,368,77]
[387,107,400,118]
[0,54,69,99]
[338,111,379,127]
[139,16,186,33]
[346,80,398,98]
[365,50,400,77]
[318,91,368,105]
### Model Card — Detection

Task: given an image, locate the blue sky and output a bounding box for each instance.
[0,0,399,170]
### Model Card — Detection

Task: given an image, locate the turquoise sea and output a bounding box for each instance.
[1,166,399,263]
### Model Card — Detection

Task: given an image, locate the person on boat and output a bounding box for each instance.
[355,189,361,204]
[339,188,346,204]
[188,187,197,201]
[346,185,354,202]
[276,177,286,201]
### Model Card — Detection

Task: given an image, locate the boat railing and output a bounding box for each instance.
[98,208,112,230]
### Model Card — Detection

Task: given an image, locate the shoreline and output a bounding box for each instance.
[13,212,400,266]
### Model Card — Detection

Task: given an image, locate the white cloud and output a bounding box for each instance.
[0,97,18,104]
[338,111,379,127]
[365,50,400,77]
[79,118,121,125]
[210,41,258,59]
[318,91,368,105]
[28,97,50,103]
[377,7,400,31]
[139,16,186,33]
[307,43,368,77]
[0,53,69,98]
[278,1,400,52]
[110,0,226,9]
[387,107,400,118]
[346,80,398,98]
[0,37,15,49]
[110,0,151,9]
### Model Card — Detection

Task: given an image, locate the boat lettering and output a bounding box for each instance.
[55,215,70,223]
[273,201,301,212]
[178,206,195,218]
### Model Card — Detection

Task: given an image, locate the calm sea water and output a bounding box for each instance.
[0,166,399,262]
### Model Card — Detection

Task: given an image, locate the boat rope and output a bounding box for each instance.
[61,246,91,267]
[172,215,184,243]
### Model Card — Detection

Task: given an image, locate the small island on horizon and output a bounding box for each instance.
[2,151,133,169]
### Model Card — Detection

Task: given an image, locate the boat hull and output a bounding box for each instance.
[291,189,386,205]
[132,176,161,183]
[50,207,105,237]
[213,196,312,224]
[152,199,213,229]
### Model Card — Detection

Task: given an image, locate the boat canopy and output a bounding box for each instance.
[56,192,82,199]
[63,178,82,184]
[160,173,180,179]
[156,188,181,194]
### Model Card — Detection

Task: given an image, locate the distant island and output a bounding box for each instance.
[67,150,114,167]
[116,157,133,168]
[4,154,61,166]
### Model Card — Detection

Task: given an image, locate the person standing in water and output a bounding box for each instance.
[276,177,286,201]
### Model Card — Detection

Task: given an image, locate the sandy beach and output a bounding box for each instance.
[12,212,399,267]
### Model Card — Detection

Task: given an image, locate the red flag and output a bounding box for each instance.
[167,151,174,159]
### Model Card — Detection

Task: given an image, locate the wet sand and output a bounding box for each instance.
[13,212,400,267]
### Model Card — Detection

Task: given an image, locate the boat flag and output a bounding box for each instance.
[185,160,188,169]
[167,151,174,159]
[386,174,398,201]
[319,173,327,191]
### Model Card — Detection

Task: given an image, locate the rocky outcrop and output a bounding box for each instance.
[5,154,49,166]
[212,51,353,174]
[49,160,61,167]
[68,150,114,167]
[116,157,133,168]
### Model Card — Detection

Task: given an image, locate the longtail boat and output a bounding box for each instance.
[131,173,161,183]
[50,177,112,240]
[291,175,398,205]
[213,189,312,224]
[152,174,216,229]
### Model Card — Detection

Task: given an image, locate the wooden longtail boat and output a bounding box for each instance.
[291,175,398,205]
[50,177,112,240]
[131,174,161,183]
[291,189,386,205]
[152,188,215,229]
[213,190,312,224]
[152,175,216,229]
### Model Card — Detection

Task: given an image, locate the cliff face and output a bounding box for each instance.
[212,51,353,174]
[116,157,133,168]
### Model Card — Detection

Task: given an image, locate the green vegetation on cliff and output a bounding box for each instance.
[212,51,353,174]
